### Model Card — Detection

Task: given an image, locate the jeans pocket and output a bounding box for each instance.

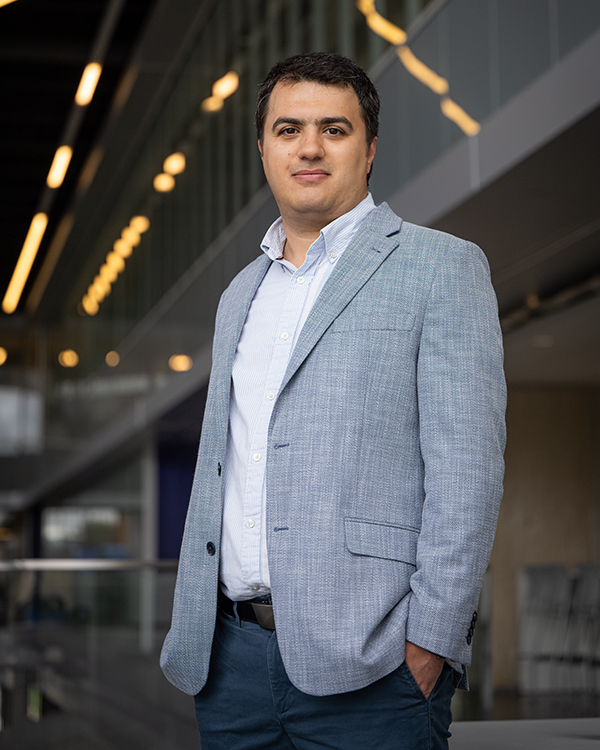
[400,660,450,703]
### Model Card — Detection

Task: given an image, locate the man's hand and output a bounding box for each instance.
[404,640,444,699]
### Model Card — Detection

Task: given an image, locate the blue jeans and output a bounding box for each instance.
[194,609,457,750]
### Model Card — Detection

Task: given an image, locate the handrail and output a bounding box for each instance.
[0,558,178,572]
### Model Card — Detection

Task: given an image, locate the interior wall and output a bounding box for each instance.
[489,385,600,690]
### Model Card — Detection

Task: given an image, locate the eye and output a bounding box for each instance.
[279,126,298,136]
[325,127,344,136]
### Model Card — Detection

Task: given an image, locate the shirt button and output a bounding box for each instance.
[297,276,305,284]
[253,453,261,462]
[280,332,289,340]
[267,392,275,400]
[246,519,255,528]
[251,585,260,592]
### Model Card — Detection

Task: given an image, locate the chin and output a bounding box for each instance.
[291,196,335,214]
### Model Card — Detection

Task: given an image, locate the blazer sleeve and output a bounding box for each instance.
[406,238,506,665]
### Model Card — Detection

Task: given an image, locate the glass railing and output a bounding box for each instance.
[368,0,600,200]
[0,559,201,748]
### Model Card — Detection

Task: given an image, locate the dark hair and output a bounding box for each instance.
[255,52,380,145]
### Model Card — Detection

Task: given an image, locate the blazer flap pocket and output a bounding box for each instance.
[344,519,419,565]
[331,311,414,332]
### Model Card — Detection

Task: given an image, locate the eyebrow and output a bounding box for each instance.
[271,116,354,132]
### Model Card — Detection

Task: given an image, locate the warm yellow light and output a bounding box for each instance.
[106,251,126,272]
[105,350,120,367]
[153,173,176,192]
[100,263,118,283]
[92,274,111,300]
[0,0,20,7]
[0,347,7,366]
[46,145,73,188]
[367,13,407,44]
[212,71,239,100]
[2,212,48,314]
[58,349,79,368]
[397,46,449,95]
[82,295,99,316]
[201,95,224,113]
[121,227,141,246]
[130,215,150,233]
[168,354,193,372]
[113,238,133,258]
[357,0,407,45]
[357,0,479,137]
[75,62,102,106]
[440,96,481,136]
[163,152,186,175]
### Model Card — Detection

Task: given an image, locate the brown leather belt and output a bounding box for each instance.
[218,589,275,630]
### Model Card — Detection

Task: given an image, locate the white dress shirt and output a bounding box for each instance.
[219,193,375,600]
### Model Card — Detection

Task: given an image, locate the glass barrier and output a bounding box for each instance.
[0,560,201,748]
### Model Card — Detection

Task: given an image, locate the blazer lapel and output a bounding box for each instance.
[279,203,402,394]
[211,254,272,411]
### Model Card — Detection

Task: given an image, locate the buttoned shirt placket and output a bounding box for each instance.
[241,246,324,594]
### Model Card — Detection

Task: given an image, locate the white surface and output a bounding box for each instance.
[450,717,600,749]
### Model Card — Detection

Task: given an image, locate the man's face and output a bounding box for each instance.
[258,81,376,229]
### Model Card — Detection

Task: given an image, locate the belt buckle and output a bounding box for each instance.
[251,602,275,630]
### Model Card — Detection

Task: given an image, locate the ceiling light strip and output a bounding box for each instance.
[5,0,127,316]
[75,63,103,106]
[357,0,480,136]
[2,214,48,314]
[46,145,73,189]
[26,214,75,314]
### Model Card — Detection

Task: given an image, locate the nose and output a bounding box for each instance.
[297,128,325,160]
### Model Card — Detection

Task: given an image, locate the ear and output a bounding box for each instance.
[367,136,377,170]
[258,139,263,159]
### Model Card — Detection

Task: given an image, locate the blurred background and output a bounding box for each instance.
[0,0,599,747]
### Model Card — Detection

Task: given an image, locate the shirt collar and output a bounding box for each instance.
[260,193,376,264]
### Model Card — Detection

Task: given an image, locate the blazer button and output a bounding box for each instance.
[206,542,216,556]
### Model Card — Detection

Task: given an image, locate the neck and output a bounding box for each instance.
[280,219,321,268]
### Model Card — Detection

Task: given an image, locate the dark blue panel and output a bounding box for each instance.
[158,443,199,559]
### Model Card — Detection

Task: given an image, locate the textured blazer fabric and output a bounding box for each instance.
[160,203,507,697]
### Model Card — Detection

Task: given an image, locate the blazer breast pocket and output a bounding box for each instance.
[344,518,419,566]
[330,311,415,333]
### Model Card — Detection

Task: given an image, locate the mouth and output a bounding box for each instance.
[292,169,330,182]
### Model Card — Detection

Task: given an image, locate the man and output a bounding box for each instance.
[161,52,506,749]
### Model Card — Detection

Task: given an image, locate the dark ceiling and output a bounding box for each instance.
[0,0,156,318]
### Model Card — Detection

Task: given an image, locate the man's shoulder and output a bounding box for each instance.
[401,218,478,252]
[223,254,271,297]
[390,213,489,271]
[367,203,483,256]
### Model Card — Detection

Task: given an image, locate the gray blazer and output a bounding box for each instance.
[160,203,506,697]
